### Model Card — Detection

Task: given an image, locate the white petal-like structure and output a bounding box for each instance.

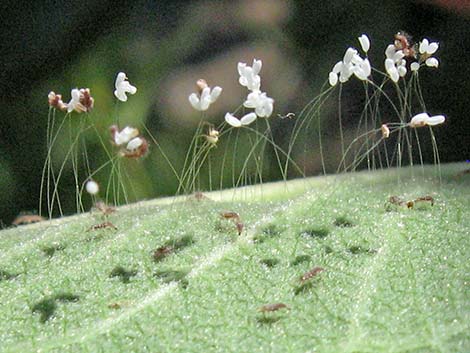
[240,112,257,125]
[225,113,242,127]
[188,93,201,110]
[332,61,343,74]
[385,44,396,59]
[427,114,445,126]
[252,59,262,76]
[398,64,407,77]
[343,47,357,64]
[385,59,399,83]
[425,57,439,68]
[114,72,137,102]
[358,34,370,53]
[409,112,430,128]
[353,58,371,81]
[410,62,420,72]
[67,88,82,112]
[409,113,445,128]
[427,42,439,54]
[210,86,222,102]
[114,126,139,145]
[329,72,338,86]
[419,39,429,54]
[126,137,143,151]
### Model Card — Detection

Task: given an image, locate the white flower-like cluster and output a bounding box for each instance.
[67,89,83,113]
[114,72,137,102]
[244,91,274,118]
[110,125,148,158]
[238,59,262,91]
[409,112,445,128]
[384,44,407,83]
[329,35,371,86]
[188,79,222,111]
[113,126,139,146]
[225,58,274,127]
[411,38,439,72]
[66,88,94,113]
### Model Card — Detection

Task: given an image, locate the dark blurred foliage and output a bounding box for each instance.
[0,0,469,224]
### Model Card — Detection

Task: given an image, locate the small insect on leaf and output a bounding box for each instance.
[236,222,244,235]
[220,211,243,235]
[388,196,406,207]
[300,267,325,283]
[153,246,174,262]
[12,214,46,226]
[277,112,295,119]
[408,195,435,210]
[258,303,289,313]
[108,301,132,310]
[413,195,434,206]
[87,221,117,232]
[220,211,240,220]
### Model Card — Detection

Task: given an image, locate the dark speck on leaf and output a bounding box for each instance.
[334,216,354,227]
[154,270,189,288]
[348,246,377,255]
[260,258,280,268]
[0,270,17,281]
[54,293,80,302]
[290,255,311,266]
[256,316,281,325]
[110,266,138,284]
[40,243,66,257]
[32,298,57,323]
[300,228,329,239]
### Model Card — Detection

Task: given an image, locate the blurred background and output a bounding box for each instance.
[0,0,469,224]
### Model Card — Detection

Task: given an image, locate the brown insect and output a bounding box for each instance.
[394,31,416,58]
[94,201,116,217]
[258,303,289,313]
[153,246,174,261]
[388,195,434,209]
[220,211,244,235]
[235,222,244,235]
[388,195,407,207]
[12,214,46,226]
[108,301,131,309]
[220,211,240,220]
[300,267,325,283]
[87,221,117,231]
[408,195,434,208]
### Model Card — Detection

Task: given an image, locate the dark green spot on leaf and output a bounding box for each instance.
[260,258,280,268]
[110,266,138,284]
[334,216,354,227]
[300,228,329,239]
[290,255,311,266]
[40,243,66,257]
